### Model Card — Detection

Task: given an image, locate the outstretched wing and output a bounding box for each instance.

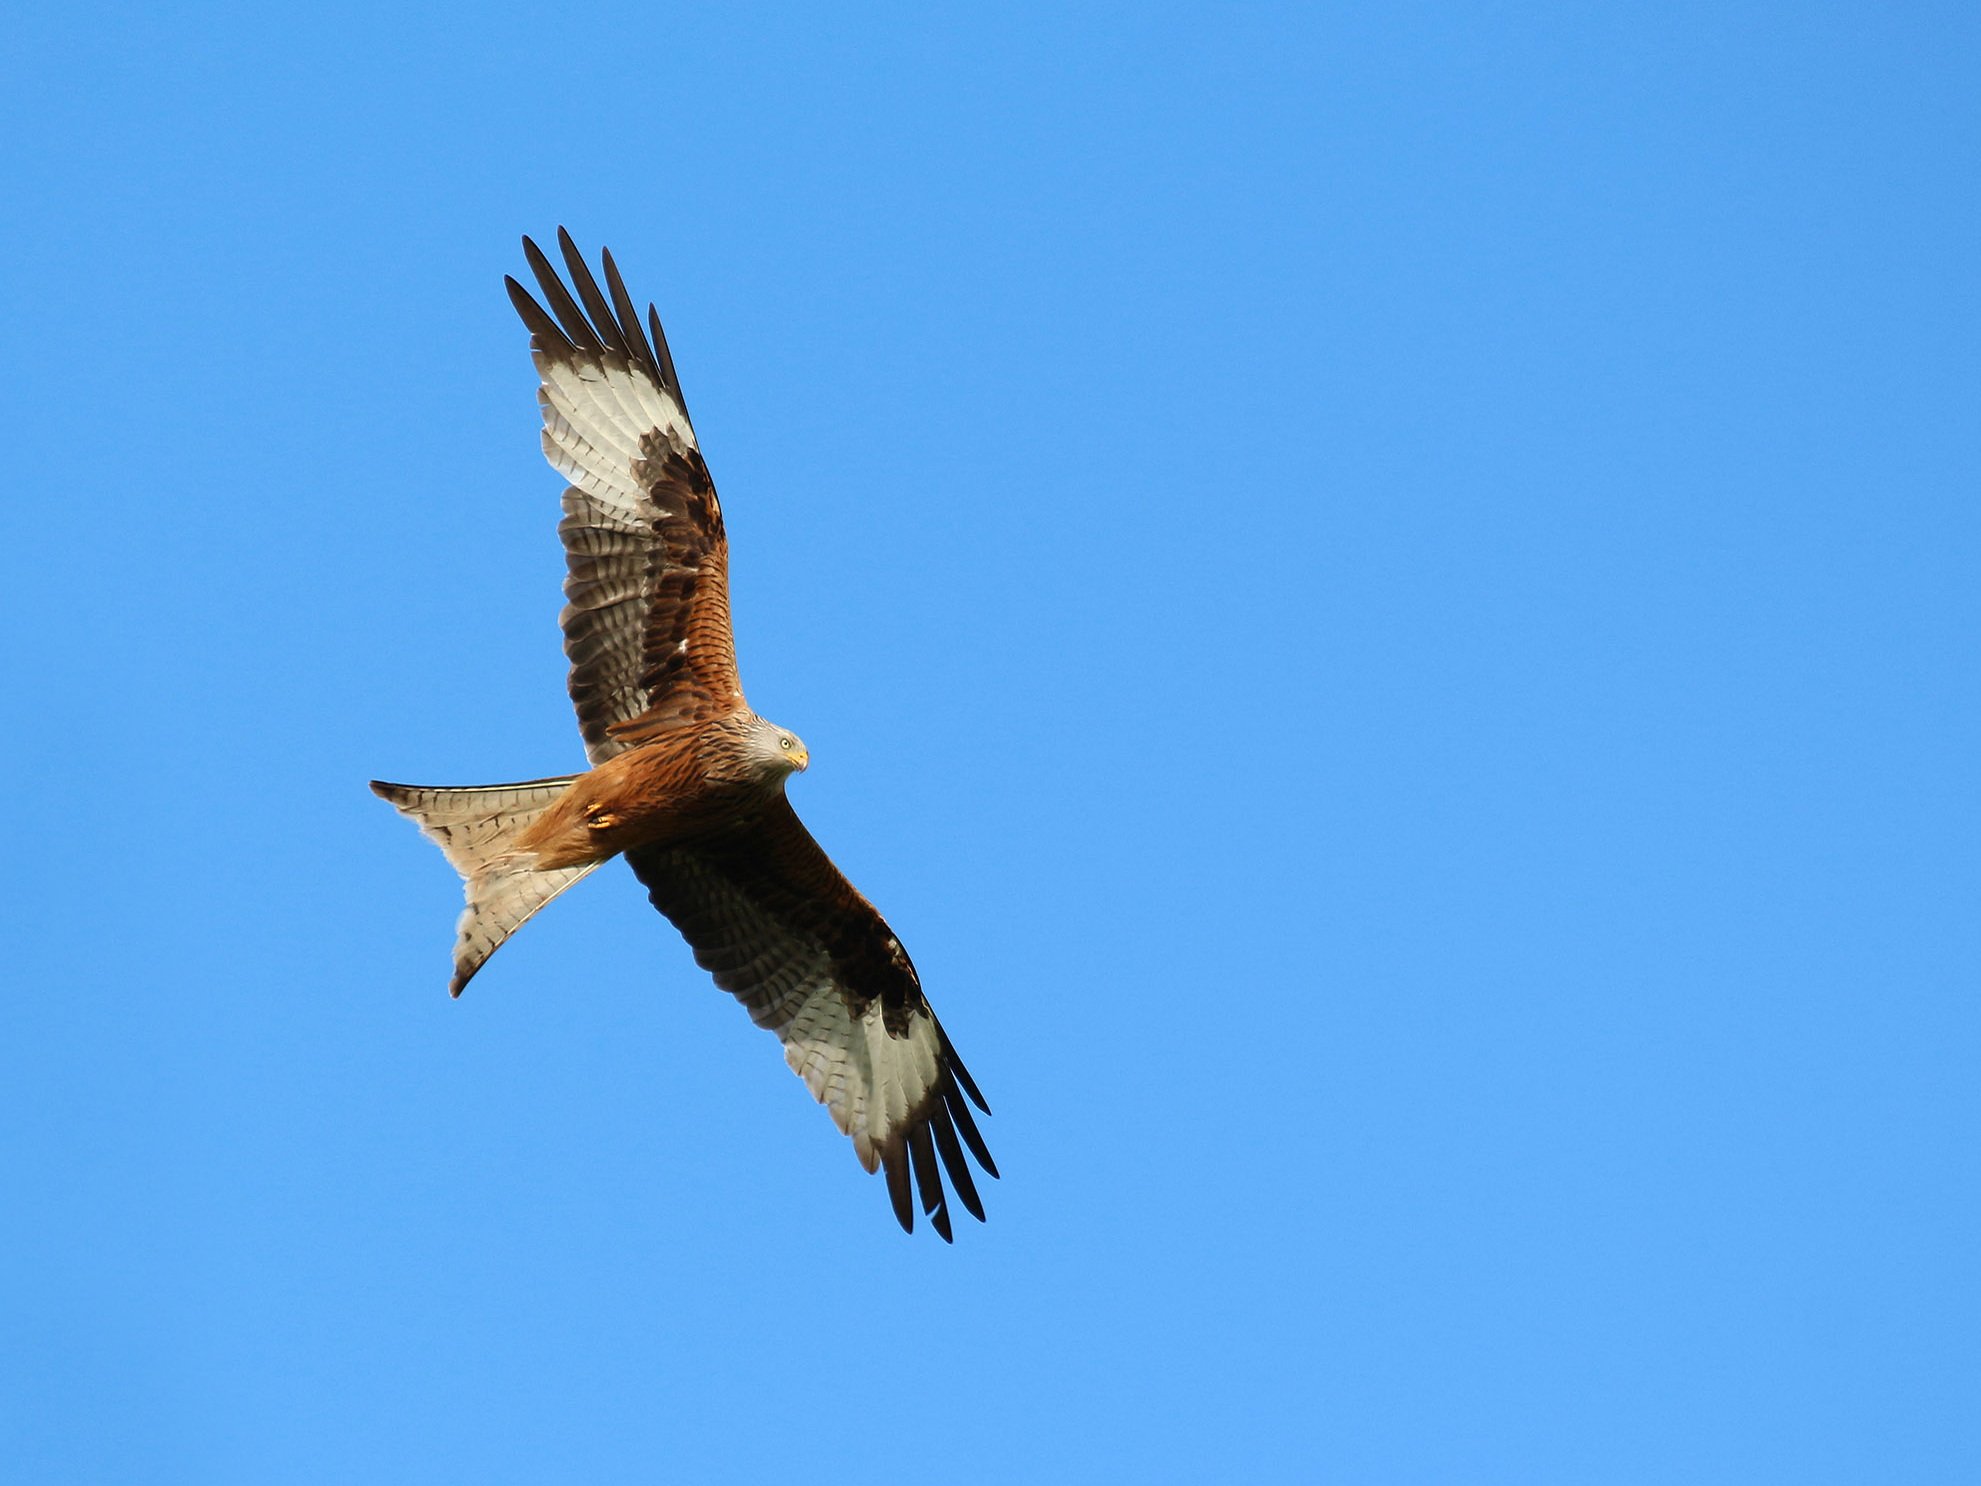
[507,230,746,764]
[625,799,997,1240]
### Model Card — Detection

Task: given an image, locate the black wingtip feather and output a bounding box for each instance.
[522,234,605,352]
[647,304,689,417]
[599,247,659,378]
[934,1021,992,1114]
[517,233,691,428]
[907,1123,954,1242]
[928,1101,986,1222]
[557,229,633,362]
[882,1144,915,1234]
[944,1075,999,1180]
[505,275,568,350]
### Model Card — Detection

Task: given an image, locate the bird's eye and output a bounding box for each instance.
[779,736,793,750]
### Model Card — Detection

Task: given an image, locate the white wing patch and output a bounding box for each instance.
[763,963,944,1173]
[534,354,697,519]
[534,351,694,530]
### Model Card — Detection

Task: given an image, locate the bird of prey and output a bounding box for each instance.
[371,232,994,1239]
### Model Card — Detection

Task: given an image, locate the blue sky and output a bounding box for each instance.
[3,3,1976,1481]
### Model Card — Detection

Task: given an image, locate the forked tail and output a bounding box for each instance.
[369,776,599,995]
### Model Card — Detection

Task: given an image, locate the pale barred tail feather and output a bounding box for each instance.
[369,777,601,995]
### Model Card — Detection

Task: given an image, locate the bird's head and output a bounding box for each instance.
[745,715,809,779]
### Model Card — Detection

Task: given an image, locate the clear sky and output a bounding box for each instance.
[3,3,1976,1481]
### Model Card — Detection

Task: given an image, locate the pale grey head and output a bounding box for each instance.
[721,711,809,785]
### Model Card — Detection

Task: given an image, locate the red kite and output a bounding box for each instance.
[372,233,994,1239]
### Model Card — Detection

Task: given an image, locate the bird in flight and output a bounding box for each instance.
[371,231,995,1239]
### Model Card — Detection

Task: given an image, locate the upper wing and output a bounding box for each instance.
[624,798,997,1240]
[507,230,746,764]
